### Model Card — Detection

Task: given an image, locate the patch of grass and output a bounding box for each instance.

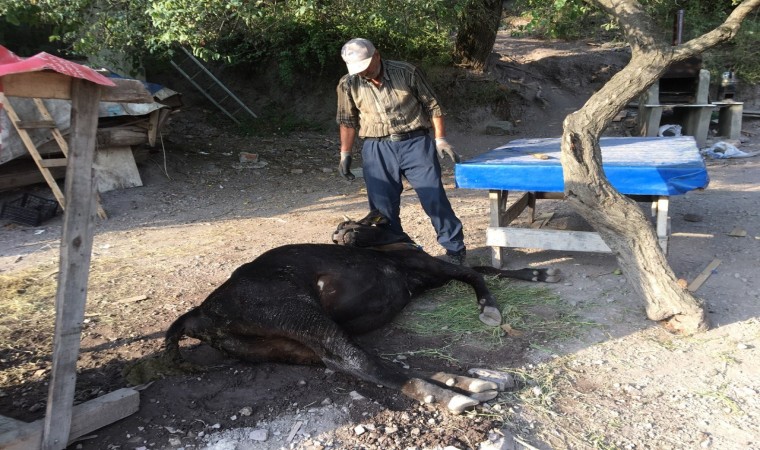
[394,276,593,346]
[0,264,58,337]
[0,265,59,384]
[381,343,461,365]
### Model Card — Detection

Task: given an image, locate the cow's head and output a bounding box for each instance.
[332,210,415,248]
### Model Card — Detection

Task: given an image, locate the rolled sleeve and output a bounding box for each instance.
[336,76,360,129]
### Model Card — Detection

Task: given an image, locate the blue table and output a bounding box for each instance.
[455,136,709,267]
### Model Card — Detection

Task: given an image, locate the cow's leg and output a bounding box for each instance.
[429,372,499,401]
[209,331,492,413]
[472,265,561,283]
[202,300,490,414]
[418,260,505,327]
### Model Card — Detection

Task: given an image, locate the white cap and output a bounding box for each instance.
[341,38,376,75]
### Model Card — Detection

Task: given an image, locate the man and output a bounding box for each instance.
[336,38,467,265]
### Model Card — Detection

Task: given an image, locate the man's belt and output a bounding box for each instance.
[366,129,428,142]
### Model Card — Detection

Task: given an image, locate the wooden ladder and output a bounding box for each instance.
[1,94,107,219]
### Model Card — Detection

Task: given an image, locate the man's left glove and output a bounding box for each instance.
[435,137,461,163]
[339,152,356,181]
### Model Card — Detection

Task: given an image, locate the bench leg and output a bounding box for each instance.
[489,190,509,268]
[654,196,670,254]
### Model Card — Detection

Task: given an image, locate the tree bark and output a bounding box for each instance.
[454,0,503,71]
[560,0,760,334]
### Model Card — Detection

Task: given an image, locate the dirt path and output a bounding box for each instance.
[1,36,760,449]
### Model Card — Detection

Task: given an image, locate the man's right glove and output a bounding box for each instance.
[339,152,355,181]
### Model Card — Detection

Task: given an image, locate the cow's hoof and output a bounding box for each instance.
[479,306,502,327]
[468,390,499,402]
[447,394,479,414]
[467,378,498,392]
[533,268,561,283]
[430,373,498,393]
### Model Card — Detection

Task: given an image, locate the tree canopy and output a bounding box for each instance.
[2,0,758,81]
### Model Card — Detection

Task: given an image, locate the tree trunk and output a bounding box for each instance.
[559,0,760,334]
[453,0,503,71]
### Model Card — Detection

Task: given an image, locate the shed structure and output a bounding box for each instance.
[0,46,149,449]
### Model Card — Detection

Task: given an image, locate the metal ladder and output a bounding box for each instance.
[170,47,257,125]
[1,94,108,219]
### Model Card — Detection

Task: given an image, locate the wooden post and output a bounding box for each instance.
[41,79,101,450]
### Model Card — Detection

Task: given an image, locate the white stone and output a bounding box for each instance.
[250,428,268,441]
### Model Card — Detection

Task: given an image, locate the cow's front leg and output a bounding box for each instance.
[435,263,503,327]
[280,305,492,414]
[429,372,499,401]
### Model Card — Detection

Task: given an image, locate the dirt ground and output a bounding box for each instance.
[1,35,760,450]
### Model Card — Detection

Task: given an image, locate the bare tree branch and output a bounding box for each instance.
[674,0,760,58]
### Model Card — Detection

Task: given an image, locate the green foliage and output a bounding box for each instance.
[512,0,609,40]
[510,0,760,84]
[1,0,465,83]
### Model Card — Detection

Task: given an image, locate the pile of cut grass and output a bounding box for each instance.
[394,276,592,346]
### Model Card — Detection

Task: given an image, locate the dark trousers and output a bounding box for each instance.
[361,134,464,253]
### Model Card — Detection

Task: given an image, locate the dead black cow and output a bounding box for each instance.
[164,211,560,414]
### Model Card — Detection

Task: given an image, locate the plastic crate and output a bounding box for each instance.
[1,193,60,226]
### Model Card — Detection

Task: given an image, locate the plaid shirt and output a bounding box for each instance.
[336,59,444,138]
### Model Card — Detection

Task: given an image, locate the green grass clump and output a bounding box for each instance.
[394,276,592,346]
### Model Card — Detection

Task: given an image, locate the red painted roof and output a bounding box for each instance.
[0,45,115,86]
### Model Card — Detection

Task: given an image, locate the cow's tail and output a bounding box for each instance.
[164,308,199,364]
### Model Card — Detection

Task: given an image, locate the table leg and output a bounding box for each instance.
[655,196,670,254]
[489,190,509,268]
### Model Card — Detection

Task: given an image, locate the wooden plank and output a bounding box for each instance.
[503,192,530,224]
[147,109,160,146]
[93,146,143,193]
[39,159,68,168]
[1,72,153,103]
[687,259,722,293]
[0,159,66,190]
[15,120,57,129]
[530,212,554,229]
[101,78,154,103]
[488,190,509,268]
[0,388,140,450]
[41,79,101,450]
[68,388,139,442]
[0,415,26,435]
[0,417,38,450]
[487,226,613,253]
[1,72,71,99]
[655,197,669,254]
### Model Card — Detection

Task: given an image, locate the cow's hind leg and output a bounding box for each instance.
[472,265,561,283]
[206,334,322,366]
[225,301,489,414]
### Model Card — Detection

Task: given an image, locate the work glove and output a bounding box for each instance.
[339,152,355,181]
[435,137,461,163]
